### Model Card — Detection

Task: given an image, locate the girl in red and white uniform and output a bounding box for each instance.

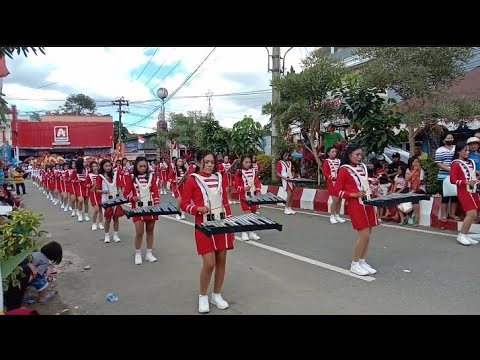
[180,150,233,314]
[450,141,480,246]
[71,158,90,222]
[155,157,169,195]
[234,155,262,241]
[47,166,55,202]
[168,158,188,220]
[322,146,346,224]
[53,163,62,206]
[67,160,77,216]
[217,156,233,203]
[85,161,104,232]
[96,159,123,244]
[60,163,70,211]
[276,151,296,215]
[333,144,379,276]
[124,156,160,265]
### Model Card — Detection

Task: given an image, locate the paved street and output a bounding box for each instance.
[25,181,480,315]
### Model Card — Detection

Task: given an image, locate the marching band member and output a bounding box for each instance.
[169,157,177,197]
[168,158,188,220]
[218,156,233,203]
[234,155,262,241]
[85,161,104,231]
[60,163,70,211]
[322,147,346,224]
[124,156,160,265]
[47,166,55,201]
[96,159,123,243]
[156,157,169,195]
[67,160,77,216]
[180,150,233,314]
[334,143,378,276]
[53,163,62,206]
[450,141,480,246]
[71,158,90,222]
[276,151,296,215]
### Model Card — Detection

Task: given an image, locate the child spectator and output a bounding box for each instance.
[31,241,62,303]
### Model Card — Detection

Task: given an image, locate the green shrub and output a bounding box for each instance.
[421,157,440,195]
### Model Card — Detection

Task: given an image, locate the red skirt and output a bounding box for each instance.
[160,170,168,182]
[104,205,125,218]
[89,191,102,207]
[60,180,67,193]
[174,184,184,199]
[346,199,379,231]
[458,187,480,212]
[73,183,88,197]
[67,182,74,195]
[326,179,336,197]
[55,178,62,191]
[48,180,55,192]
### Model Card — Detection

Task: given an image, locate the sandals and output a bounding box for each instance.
[38,291,55,304]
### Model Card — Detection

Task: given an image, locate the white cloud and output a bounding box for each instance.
[3,47,316,130]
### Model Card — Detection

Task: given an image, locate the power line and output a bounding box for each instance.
[135,47,159,81]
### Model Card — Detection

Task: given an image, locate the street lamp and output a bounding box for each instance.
[156,87,168,161]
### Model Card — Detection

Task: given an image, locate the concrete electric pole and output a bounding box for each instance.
[269,47,281,180]
[112,97,129,143]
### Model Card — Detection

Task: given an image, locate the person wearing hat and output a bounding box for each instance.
[467,136,480,176]
[387,152,406,180]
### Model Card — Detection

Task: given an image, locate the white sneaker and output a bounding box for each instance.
[77,214,83,222]
[71,210,76,217]
[360,261,377,275]
[135,252,142,265]
[176,214,181,221]
[198,295,210,313]
[61,204,65,209]
[64,206,69,212]
[284,209,293,215]
[172,193,175,197]
[241,232,249,241]
[211,294,229,310]
[91,223,98,231]
[113,233,121,243]
[330,215,338,224]
[350,262,369,276]
[98,223,105,230]
[335,214,346,223]
[104,234,111,243]
[181,213,185,220]
[248,232,260,240]
[457,233,471,246]
[290,209,296,214]
[467,236,479,245]
[69,206,73,211]
[145,252,157,263]
[84,215,90,222]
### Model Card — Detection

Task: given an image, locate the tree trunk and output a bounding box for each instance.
[408,126,416,156]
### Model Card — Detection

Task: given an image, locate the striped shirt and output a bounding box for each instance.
[133,174,159,203]
[187,173,221,214]
[435,145,455,181]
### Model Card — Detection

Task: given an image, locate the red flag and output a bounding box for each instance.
[0,56,10,78]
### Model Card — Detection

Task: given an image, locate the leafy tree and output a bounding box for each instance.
[230,116,264,156]
[263,52,348,175]
[337,75,402,156]
[113,120,131,143]
[168,112,203,153]
[355,47,476,152]
[198,118,231,156]
[59,94,97,115]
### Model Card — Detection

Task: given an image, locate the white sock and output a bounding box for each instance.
[114,231,119,237]
[146,249,152,255]
[351,261,359,267]
[135,249,141,255]
[359,259,366,264]
[212,292,221,298]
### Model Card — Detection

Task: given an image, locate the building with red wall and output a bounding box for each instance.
[12,114,114,159]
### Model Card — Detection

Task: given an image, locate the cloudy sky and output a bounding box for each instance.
[3,47,316,133]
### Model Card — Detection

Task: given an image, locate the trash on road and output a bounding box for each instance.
[106,293,119,302]
[61,308,70,313]
[74,306,80,309]
[83,265,91,270]
[46,233,52,238]
[403,269,411,273]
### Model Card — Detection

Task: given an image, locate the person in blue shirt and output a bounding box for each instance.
[467,137,480,175]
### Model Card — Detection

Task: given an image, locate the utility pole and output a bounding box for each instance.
[112,97,129,143]
[112,97,129,158]
[269,47,281,180]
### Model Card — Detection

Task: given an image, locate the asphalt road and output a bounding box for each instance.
[24,182,480,315]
